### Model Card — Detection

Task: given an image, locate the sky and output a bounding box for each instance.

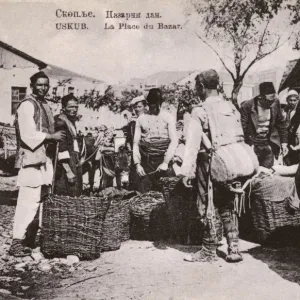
[0,0,299,84]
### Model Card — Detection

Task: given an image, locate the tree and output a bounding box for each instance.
[188,0,293,108]
[161,82,199,120]
[84,86,143,114]
[287,0,300,49]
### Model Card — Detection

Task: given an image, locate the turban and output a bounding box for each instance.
[131,95,145,106]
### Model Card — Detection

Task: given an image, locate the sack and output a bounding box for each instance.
[203,98,259,183]
[210,142,259,184]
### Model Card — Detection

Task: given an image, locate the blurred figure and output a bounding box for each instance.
[284,90,300,165]
[126,95,147,150]
[126,95,147,190]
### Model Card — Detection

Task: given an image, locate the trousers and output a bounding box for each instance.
[13,185,48,240]
[195,152,239,251]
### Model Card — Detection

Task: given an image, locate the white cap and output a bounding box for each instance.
[131,95,145,106]
[287,90,299,98]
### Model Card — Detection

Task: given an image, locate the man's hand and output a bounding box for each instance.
[281,143,289,157]
[156,162,168,172]
[46,131,66,142]
[136,164,146,177]
[182,176,193,188]
[66,170,76,184]
[291,144,300,151]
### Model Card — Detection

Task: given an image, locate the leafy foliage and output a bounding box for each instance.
[287,0,300,50]
[83,86,143,114]
[188,0,292,107]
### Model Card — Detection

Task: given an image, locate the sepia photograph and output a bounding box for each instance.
[0,0,300,299]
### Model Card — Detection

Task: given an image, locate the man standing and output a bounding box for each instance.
[284,90,300,165]
[133,88,178,193]
[240,82,288,168]
[126,95,147,190]
[181,69,243,263]
[126,95,147,150]
[54,94,83,197]
[9,71,65,257]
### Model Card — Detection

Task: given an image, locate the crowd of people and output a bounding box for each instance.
[8,69,300,266]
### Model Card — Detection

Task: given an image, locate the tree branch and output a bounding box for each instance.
[195,31,235,81]
[241,34,286,79]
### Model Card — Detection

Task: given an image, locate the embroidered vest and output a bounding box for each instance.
[14,95,55,169]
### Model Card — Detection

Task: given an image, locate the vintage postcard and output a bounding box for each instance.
[0,0,300,299]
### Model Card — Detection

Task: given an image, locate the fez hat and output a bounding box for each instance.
[30,71,49,84]
[259,82,276,96]
[61,93,78,107]
[197,69,219,89]
[146,88,163,105]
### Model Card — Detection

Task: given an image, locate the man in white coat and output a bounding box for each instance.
[9,71,65,257]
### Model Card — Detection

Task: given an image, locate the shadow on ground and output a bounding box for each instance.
[0,190,17,206]
[248,246,300,285]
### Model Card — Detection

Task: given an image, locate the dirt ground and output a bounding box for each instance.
[1,176,300,300]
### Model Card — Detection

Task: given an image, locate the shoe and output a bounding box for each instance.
[226,240,243,263]
[8,239,32,257]
[184,246,218,263]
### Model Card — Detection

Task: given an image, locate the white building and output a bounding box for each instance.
[0,41,105,125]
[129,69,255,104]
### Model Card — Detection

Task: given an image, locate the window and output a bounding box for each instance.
[11,87,27,115]
[68,86,74,94]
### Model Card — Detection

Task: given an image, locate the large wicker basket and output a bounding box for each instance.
[159,177,190,244]
[129,191,168,241]
[41,195,110,260]
[101,199,131,251]
[160,177,223,245]
[248,176,300,243]
[99,189,138,250]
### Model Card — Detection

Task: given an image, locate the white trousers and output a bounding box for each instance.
[13,186,44,240]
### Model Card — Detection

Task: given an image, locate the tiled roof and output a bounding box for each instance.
[0,40,47,69]
[144,70,197,86]
[278,59,300,92]
[43,64,104,83]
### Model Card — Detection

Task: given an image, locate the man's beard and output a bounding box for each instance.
[259,97,274,109]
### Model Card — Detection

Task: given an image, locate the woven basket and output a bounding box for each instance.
[41,195,110,260]
[160,177,190,244]
[129,191,167,241]
[160,177,223,244]
[119,199,131,242]
[248,176,300,243]
[100,189,138,251]
[101,199,122,252]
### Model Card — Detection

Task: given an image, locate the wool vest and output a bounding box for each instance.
[14,95,55,169]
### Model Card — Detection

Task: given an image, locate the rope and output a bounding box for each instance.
[228,170,273,216]
[78,137,104,166]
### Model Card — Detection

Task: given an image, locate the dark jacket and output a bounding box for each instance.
[54,113,82,197]
[284,103,300,145]
[240,96,288,152]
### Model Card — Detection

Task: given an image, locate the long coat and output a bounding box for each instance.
[53,114,82,197]
[240,96,288,155]
[284,103,300,146]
